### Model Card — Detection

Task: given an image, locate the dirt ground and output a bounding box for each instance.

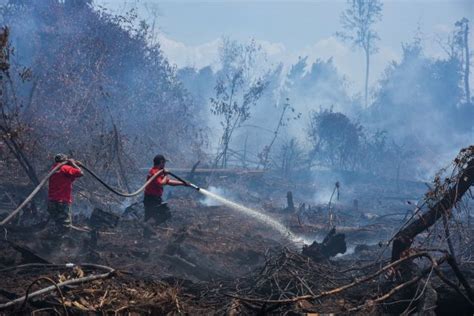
[0,172,473,315]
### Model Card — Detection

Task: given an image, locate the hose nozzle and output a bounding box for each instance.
[167,171,200,191]
[188,183,200,191]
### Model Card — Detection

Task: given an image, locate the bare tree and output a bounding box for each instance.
[438,18,471,105]
[454,18,471,104]
[277,138,305,177]
[0,1,205,192]
[258,98,300,170]
[337,0,383,108]
[0,27,40,186]
[211,38,267,168]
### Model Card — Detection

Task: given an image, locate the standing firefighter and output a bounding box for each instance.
[144,154,187,225]
[47,154,83,234]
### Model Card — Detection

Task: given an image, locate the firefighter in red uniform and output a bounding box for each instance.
[47,153,83,234]
[144,154,187,225]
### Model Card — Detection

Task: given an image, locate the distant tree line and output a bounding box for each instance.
[177,14,471,180]
[0,0,471,191]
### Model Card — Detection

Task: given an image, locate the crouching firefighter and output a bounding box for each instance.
[47,154,83,235]
[143,154,187,227]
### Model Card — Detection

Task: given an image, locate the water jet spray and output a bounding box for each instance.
[167,172,304,245]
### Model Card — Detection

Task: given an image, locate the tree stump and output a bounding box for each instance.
[302,227,347,262]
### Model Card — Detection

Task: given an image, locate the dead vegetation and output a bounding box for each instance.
[0,1,472,314]
[0,147,473,315]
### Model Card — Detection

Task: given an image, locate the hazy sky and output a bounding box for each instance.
[95,0,474,93]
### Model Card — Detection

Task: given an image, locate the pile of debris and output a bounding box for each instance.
[2,244,473,314]
[0,146,473,314]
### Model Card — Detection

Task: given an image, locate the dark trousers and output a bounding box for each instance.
[47,201,71,234]
[143,194,171,225]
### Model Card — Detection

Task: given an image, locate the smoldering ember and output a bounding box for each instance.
[0,1,473,315]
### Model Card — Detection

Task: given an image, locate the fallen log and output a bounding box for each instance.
[290,222,384,233]
[138,168,266,176]
[0,264,115,310]
[0,240,50,264]
[391,148,474,262]
[390,147,474,303]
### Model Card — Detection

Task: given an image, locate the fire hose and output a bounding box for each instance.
[0,161,69,226]
[166,171,200,191]
[79,164,200,194]
[1,161,199,226]
[78,163,166,197]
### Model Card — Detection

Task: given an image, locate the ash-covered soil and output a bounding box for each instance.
[1,172,472,315]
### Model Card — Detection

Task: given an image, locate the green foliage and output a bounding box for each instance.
[337,0,382,53]
[308,108,363,170]
[307,108,413,177]
[337,0,383,107]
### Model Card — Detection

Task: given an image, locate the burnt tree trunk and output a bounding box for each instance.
[187,160,200,182]
[286,191,295,212]
[302,227,346,261]
[0,28,39,186]
[1,129,40,186]
[391,157,474,262]
[464,21,470,104]
[112,123,131,192]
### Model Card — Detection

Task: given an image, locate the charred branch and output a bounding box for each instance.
[391,152,474,262]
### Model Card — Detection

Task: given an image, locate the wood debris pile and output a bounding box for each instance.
[0,147,473,314]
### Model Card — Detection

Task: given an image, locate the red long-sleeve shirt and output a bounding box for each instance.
[144,166,168,197]
[48,163,83,204]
